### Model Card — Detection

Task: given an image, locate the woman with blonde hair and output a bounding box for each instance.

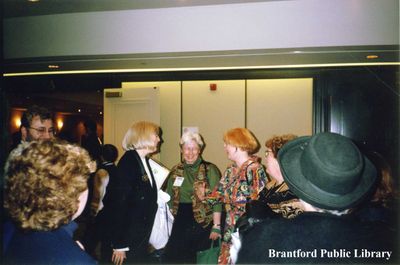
[197,128,267,264]
[111,121,161,265]
[4,139,96,264]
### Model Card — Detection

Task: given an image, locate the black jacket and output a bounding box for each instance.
[111,150,158,260]
[4,222,96,265]
[100,161,119,210]
[238,212,398,264]
[93,162,119,236]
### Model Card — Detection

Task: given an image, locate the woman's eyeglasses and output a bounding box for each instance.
[265,150,273,157]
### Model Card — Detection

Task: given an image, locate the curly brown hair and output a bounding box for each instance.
[4,139,95,231]
[265,134,298,157]
[367,152,398,208]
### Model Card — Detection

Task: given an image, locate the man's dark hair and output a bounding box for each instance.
[102,144,118,163]
[21,105,53,128]
[83,119,97,133]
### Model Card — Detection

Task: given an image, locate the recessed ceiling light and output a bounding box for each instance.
[48,65,60,69]
[28,0,40,2]
[366,55,379,59]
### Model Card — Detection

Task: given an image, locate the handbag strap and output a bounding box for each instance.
[210,238,221,249]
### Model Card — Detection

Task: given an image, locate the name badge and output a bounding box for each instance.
[173,177,184,187]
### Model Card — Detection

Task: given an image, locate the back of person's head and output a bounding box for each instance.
[278,132,377,211]
[265,134,298,157]
[83,119,97,134]
[4,139,96,231]
[122,121,160,151]
[21,105,53,129]
[366,151,397,207]
[102,144,118,163]
[223,128,259,154]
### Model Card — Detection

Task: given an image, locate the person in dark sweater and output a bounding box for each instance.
[237,132,398,264]
[81,118,102,164]
[76,118,103,251]
[353,151,398,226]
[3,139,97,265]
[87,144,120,262]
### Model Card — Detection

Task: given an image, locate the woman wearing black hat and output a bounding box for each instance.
[237,132,398,264]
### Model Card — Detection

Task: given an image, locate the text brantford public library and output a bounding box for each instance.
[268,249,392,260]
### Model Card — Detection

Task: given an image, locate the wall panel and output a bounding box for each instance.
[121,81,181,168]
[182,80,245,172]
[247,78,313,156]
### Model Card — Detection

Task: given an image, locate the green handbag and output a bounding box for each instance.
[196,238,221,264]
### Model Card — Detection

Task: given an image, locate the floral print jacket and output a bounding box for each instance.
[207,156,267,243]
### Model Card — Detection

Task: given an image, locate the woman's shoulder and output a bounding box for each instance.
[5,227,96,265]
[118,150,140,165]
[168,162,184,176]
[116,151,144,180]
[224,163,236,172]
[247,158,264,170]
[202,161,219,170]
[202,161,222,177]
[120,149,137,158]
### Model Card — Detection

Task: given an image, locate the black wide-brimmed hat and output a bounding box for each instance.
[278,132,377,210]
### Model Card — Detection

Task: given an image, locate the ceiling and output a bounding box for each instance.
[3,0,277,18]
[4,46,399,77]
[2,1,398,154]
[3,0,399,77]
[3,0,398,130]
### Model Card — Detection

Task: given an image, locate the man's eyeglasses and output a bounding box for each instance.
[29,127,56,135]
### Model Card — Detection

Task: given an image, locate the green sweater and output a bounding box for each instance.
[166,157,222,212]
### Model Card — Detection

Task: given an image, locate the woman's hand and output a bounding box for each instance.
[210,230,221,240]
[195,182,206,201]
[112,250,126,265]
[209,224,222,240]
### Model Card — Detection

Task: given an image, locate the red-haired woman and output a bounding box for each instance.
[197,128,267,264]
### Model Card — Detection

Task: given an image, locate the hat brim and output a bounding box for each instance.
[278,136,377,210]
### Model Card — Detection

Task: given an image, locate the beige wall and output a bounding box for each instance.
[247,78,313,158]
[120,81,181,168]
[158,82,181,168]
[104,78,313,172]
[183,80,246,172]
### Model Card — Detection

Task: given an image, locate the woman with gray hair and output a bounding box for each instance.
[163,131,222,264]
